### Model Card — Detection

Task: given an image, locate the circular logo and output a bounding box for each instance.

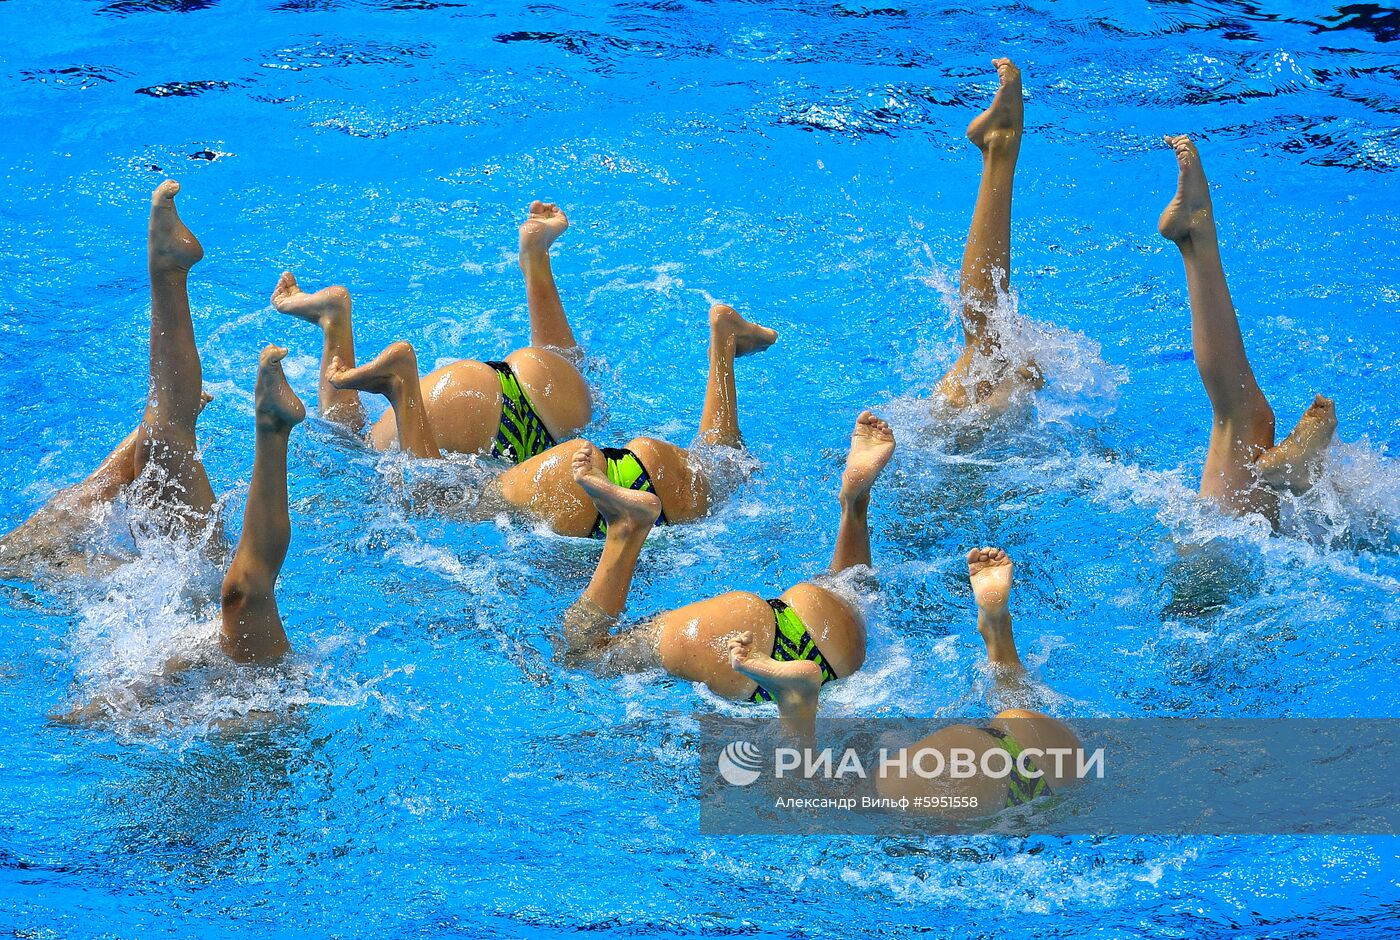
[717,741,763,786]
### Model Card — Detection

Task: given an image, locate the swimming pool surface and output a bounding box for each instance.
[2,0,1398,936]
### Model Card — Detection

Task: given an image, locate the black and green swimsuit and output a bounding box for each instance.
[980,726,1053,807]
[486,361,557,464]
[747,599,839,704]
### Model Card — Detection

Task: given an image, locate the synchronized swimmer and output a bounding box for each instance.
[0,59,1344,816]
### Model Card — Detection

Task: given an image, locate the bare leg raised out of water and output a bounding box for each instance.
[937,58,1041,410]
[873,546,1082,815]
[697,304,778,448]
[220,346,305,665]
[519,201,580,354]
[554,412,890,699]
[328,342,442,459]
[967,546,1023,676]
[0,394,210,577]
[271,272,366,431]
[321,200,590,455]
[132,181,218,534]
[489,300,776,535]
[1158,136,1336,516]
[829,411,896,574]
[51,360,302,723]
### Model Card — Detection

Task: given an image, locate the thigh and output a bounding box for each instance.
[778,582,866,679]
[989,709,1084,790]
[624,436,710,523]
[655,590,775,699]
[367,359,501,455]
[133,428,217,529]
[1201,411,1278,518]
[873,724,1009,818]
[423,359,503,455]
[505,348,592,443]
[494,439,596,537]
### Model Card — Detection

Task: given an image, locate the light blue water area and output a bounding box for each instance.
[1,0,1399,935]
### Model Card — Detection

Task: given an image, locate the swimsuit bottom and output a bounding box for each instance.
[747,598,839,704]
[590,447,670,538]
[486,361,557,464]
[980,725,1052,807]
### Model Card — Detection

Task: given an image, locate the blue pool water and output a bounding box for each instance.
[2,0,1399,935]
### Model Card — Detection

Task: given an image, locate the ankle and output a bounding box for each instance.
[519,248,551,271]
[254,414,294,435]
[709,330,737,361]
[838,488,871,512]
[1174,221,1216,252]
[602,515,651,542]
[979,132,1021,160]
[149,264,191,282]
[977,612,1020,665]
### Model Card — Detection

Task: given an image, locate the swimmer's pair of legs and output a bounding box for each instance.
[1,182,218,577]
[482,303,777,536]
[1157,136,1337,520]
[270,201,591,453]
[556,411,895,699]
[936,58,1044,412]
[55,350,305,724]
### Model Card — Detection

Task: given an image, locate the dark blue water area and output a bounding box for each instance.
[0,0,1398,936]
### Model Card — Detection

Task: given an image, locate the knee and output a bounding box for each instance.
[135,424,198,463]
[221,572,249,613]
[221,565,271,611]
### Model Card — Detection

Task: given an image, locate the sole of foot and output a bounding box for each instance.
[571,443,661,534]
[270,271,351,327]
[327,341,417,395]
[728,630,822,701]
[710,304,779,357]
[967,546,1012,615]
[966,57,1023,153]
[520,201,569,256]
[255,345,307,431]
[841,411,896,502]
[149,180,204,271]
[1157,134,1214,244]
